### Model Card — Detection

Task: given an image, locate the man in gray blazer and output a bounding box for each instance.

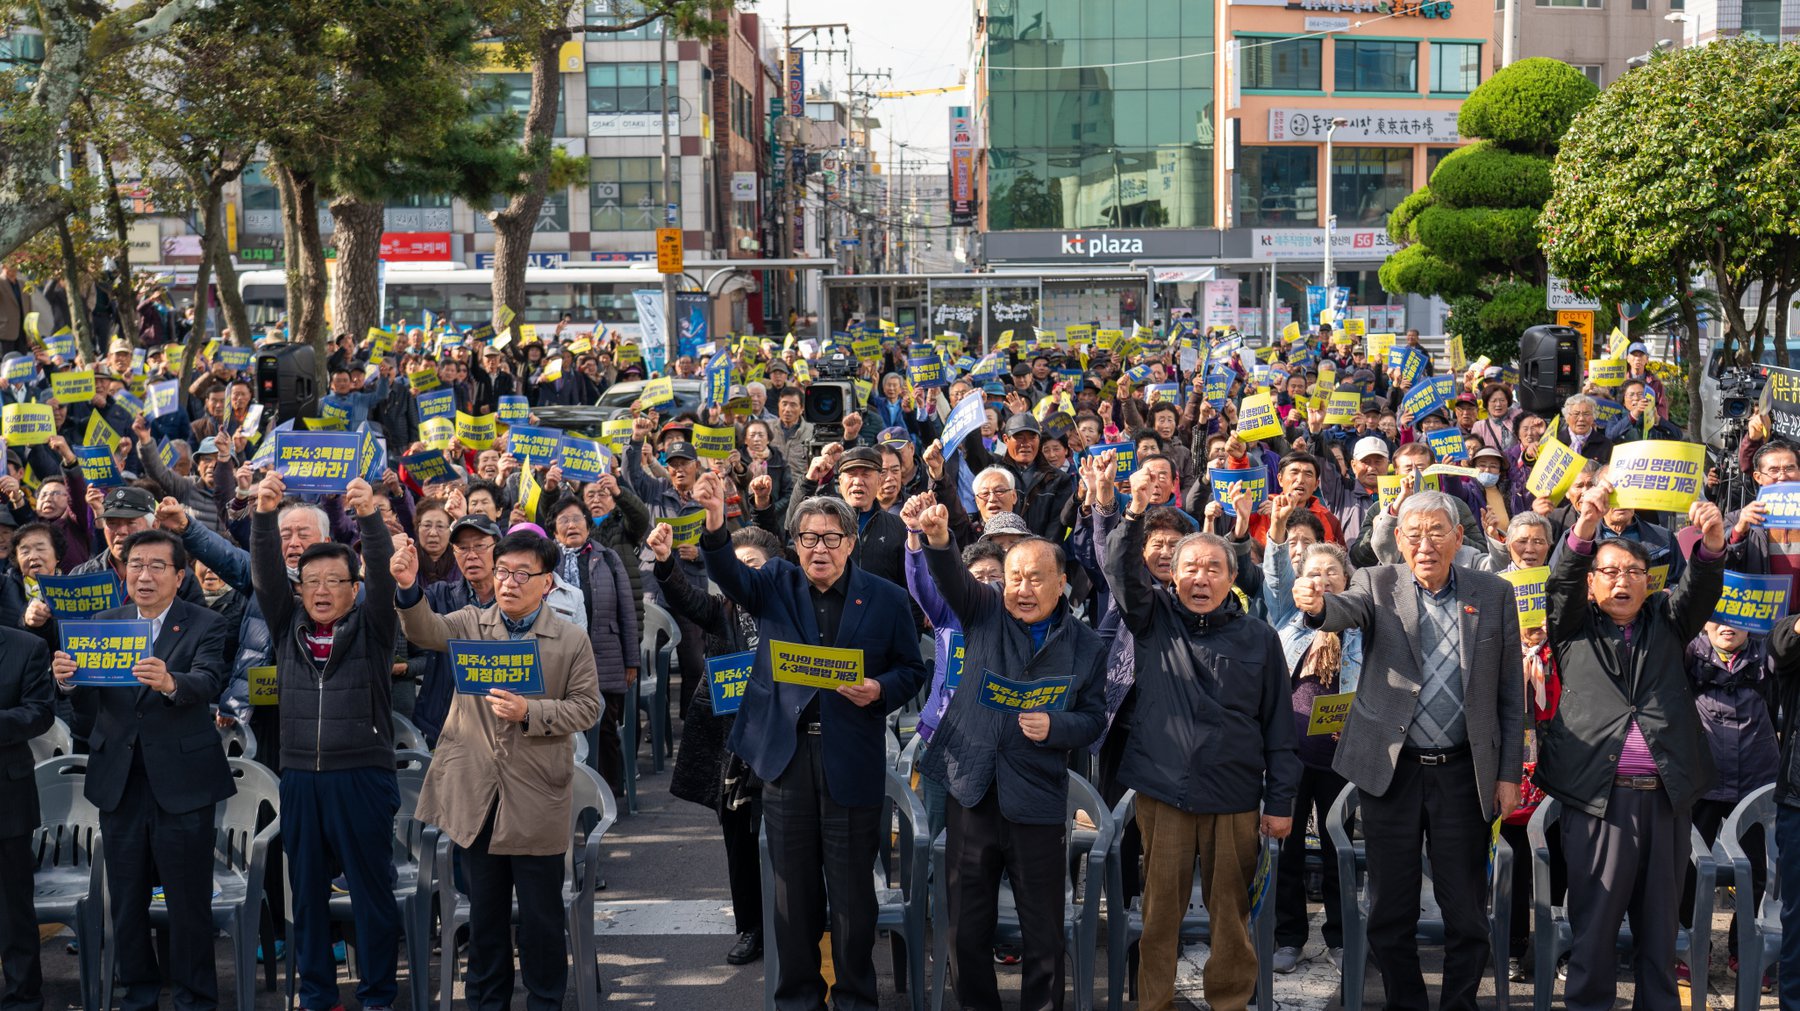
[1294,489,1523,1011]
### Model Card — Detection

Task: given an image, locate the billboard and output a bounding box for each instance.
[949,106,976,227]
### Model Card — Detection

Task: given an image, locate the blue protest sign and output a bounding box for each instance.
[398,449,457,485]
[272,431,365,493]
[1210,465,1270,516]
[706,649,756,716]
[1757,482,1800,528]
[943,631,965,690]
[559,435,611,483]
[938,392,986,459]
[416,388,455,424]
[1424,428,1468,463]
[39,571,120,619]
[449,638,543,696]
[497,395,530,426]
[60,620,152,687]
[702,349,732,410]
[73,445,122,488]
[1400,374,1458,422]
[974,669,1075,713]
[506,425,562,464]
[1715,571,1792,634]
[145,380,180,419]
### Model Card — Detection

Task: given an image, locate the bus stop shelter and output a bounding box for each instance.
[819,268,1156,353]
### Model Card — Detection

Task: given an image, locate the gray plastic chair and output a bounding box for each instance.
[434,763,618,1011]
[287,766,439,1011]
[1527,796,1712,1011]
[31,755,107,1011]
[217,719,258,760]
[759,769,931,1011]
[394,748,432,773]
[928,771,1113,1011]
[1101,789,1280,1011]
[637,600,678,774]
[28,716,72,764]
[1328,784,1516,1011]
[1715,783,1779,1011]
[392,713,430,753]
[572,730,590,766]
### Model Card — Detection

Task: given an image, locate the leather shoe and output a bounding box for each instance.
[1273,946,1300,973]
[726,932,762,965]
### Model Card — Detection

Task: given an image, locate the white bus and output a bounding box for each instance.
[237,263,673,331]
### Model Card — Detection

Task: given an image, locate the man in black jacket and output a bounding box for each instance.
[1540,481,1726,1011]
[784,445,907,592]
[964,412,1075,539]
[1104,467,1299,1011]
[916,497,1106,1010]
[0,623,52,1011]
[250,472,401,1011]
[1765,610,1800,1009]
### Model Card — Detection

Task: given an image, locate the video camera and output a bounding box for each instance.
[1717,367,1758,421]
[805,351,859,450]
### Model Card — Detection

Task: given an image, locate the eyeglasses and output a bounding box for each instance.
[493,567,548,585]
[1399,528,1455,546]
[125,560,173,575]
[974,487,1015,499]
[1593,565,1650,581]
[795,531,847,550]
[453,539,496,556]
[299,576,355,590]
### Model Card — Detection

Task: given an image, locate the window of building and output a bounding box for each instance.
[1335,40,1418,93]
[1631,0,1647,8]
[1535,0,1602,8]
[241,161,281,234]
[1571,63,1604,86]
[582,0,661,40]
[480,72,566,120]
[730,81,754,141]
[1331,147,1412,227]
[590,158,679,231]
[1741,0,1781,39]
[1238,37,1323,91]
[0,31,44,66]
[1235,146,1318,227]
[1429,42,1481,93]
[1425,146,1460,179]
[585,63,677,115]
[475,190,572,233]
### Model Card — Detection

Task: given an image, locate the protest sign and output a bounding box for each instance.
[1607,440,1704,512]
[1087,442,1138,481]
[852,336,881,362]
[1648,564,1670,593]
[399,449,456,485]
[1324,391,1361,425]
[1378,474,1405,512]
[1210,465,1270,516]
[1424,428,1468,463]
[769,640,865,690]
[1524,439,1585,504]
[220,344,254,371]
[316,403,350,429]
[1446,334,1466,372]
[1,356,33,383]
[73,445,121,487]
[975,670,1074,713]
[1761,365,1800,441]
[449,639,544,696]
[1502,566,1550,632]
[1145,383,1179,405]
[600,418,635,450]
[702,350,732,410]
[420,418,454,451]
[408,368,442,394]
[1367,332,1395,365]
[506,425,562,464]
[1587,359,1626,386]
[559,436,610,482]
[908,351,946,389]
[60,620,151,687]
[43,329,74,360]
[944,631,966,690]
[2,403,53,446]
[1757,482,1800,528]
[272,431,365,493]
[655,510,707,547]
[938,391,986,459]
[247,665,278,706]
[706,650,756,716]
[1714,571,1792,635]
[40,571,120,619]
[497,395,530,426]
[51,370,94,405]
[1400,375,1458,422]
[146,379,180,418]
[1307,692,1354,735]
[455,411,496,450]
[516,463,543,518]
[1203,371,1233,409]
[637,376,673,408]
[1236,393,1282,441]
[416,388,455,423]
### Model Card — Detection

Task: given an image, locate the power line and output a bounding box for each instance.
[985,11,1411,72]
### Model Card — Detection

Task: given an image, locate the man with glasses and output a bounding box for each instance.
[408,515,503,745]
[1724,440,1800,599]
[964,412,1075,539]
[696,473,925,1011]
[1294,490,1523,1011]
[1548,463,1687,589]
[249,472,403,1011]
[54,528,232,1011]
[1605,377,1682,445]
[67,485,208,606]
[1537,480,1726,1011]
[787,445,907,590]
[391,528,599,1011]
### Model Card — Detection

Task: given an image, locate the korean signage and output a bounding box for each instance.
[1250,228,1401,261]
[380,232,451,262]
[786,47,805,113]
[949,106,977,227]
[731,171,757,202]
[1546,274,1603,311]
[1267,108,1461,144]
[474,252,567,270]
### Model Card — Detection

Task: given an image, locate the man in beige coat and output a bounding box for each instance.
[390,527,600,1011]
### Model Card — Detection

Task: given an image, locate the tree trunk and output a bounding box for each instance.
[212,240,252,344]
[1673,279,1704,441]
[179,179,222,388]
[55,215,97,361]
[328,195,385,347]
[488,29,566,330]
[273,162,330,391]
[87,119,139,341]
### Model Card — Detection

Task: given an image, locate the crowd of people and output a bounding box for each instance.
[0,304,1791,1011]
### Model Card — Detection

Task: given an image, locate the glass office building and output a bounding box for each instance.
[982,0,1216,232]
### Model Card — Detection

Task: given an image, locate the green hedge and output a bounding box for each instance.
[1428,141,1554,210]
[1457,57,1600,149]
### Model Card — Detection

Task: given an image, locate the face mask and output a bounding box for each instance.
[1475,472,1499,488]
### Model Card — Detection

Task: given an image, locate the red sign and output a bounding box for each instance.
[380,232,452,262]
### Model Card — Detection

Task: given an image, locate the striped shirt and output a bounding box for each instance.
[303,620,335,671]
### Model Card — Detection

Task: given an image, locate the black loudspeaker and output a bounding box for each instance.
[255,343,318,425]
[1516,325,1582,414]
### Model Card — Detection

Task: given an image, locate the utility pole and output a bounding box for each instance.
[659,16,677,366]
[781,17,850,326]
[897,141,908,274]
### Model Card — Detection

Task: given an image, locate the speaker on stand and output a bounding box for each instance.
[1515,325,1582,416]
[255,342,319,425]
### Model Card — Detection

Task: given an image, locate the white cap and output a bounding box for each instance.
[1353,436,1391,460]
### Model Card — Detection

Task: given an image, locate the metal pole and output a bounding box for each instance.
[1267,262,1277,340]
[1322,124,1335,299]
[659,17,677,366]
[1502,0,1517,66]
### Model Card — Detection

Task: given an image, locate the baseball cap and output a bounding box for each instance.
[108,338,133,355]
[765,359,791,375]
[1353,436,1391,461]
[448,514,502,544]
[877,426,910,448]
[1451,392,1478,407]
[1627,342,1648,355]
[979,511,1031,541]
[195,437,219,457]
[100,486,157,519]
[1472,446,1506,465]
[662,441,698,462]
[837,447,883,472]
[1004,413,1041,437]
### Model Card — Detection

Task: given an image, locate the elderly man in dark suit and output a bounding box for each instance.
[0,623,53,1011]
[1294,489,1523,1011]
[695,472,926,1011]
[53,528,232,1011]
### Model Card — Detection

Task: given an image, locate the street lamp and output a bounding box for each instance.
[1321,116,1349,305]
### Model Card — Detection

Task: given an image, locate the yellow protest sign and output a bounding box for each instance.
[1324,391,1360,425]
[1607,327,1630,358]
[538,356,563,382]
[1378,474,1404,512]
[517,463,542,517]
[22,312,38,343]
[409,367,442,394]
[768,639,865,690]
[84,411,120,452]
[600,418,635,450]
[1236,393,1282,441]
[1446,334,1466,372]
[1607,440,1704,512]
[1367,332,1395,365]
[420,418,454,450]
[692,424,735,460]
[1280,321,1301,344]
[1648,564,1670,593]
[640,376,674,408]
[1308,692,1354,735]
[2,403,54,446]
[51,370,95,405]
[494,305,516,330]
[1341,317,1367,340]
[1587,359,1626,386]
[1524,439,1585,504]
[455,410,497,450]
[567,334,591,354]
[1502,566,1550,632]
[247,665,278,706]
[655,509,707,547]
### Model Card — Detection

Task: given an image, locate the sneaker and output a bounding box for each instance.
[1273,946,1300,974]
[1557,956,1569,981]
[993,945,1021,965]
[1509,957,1527,983]
[1676,961,1690,982]
[1327,947,1345,971]
[725,932,762,966]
